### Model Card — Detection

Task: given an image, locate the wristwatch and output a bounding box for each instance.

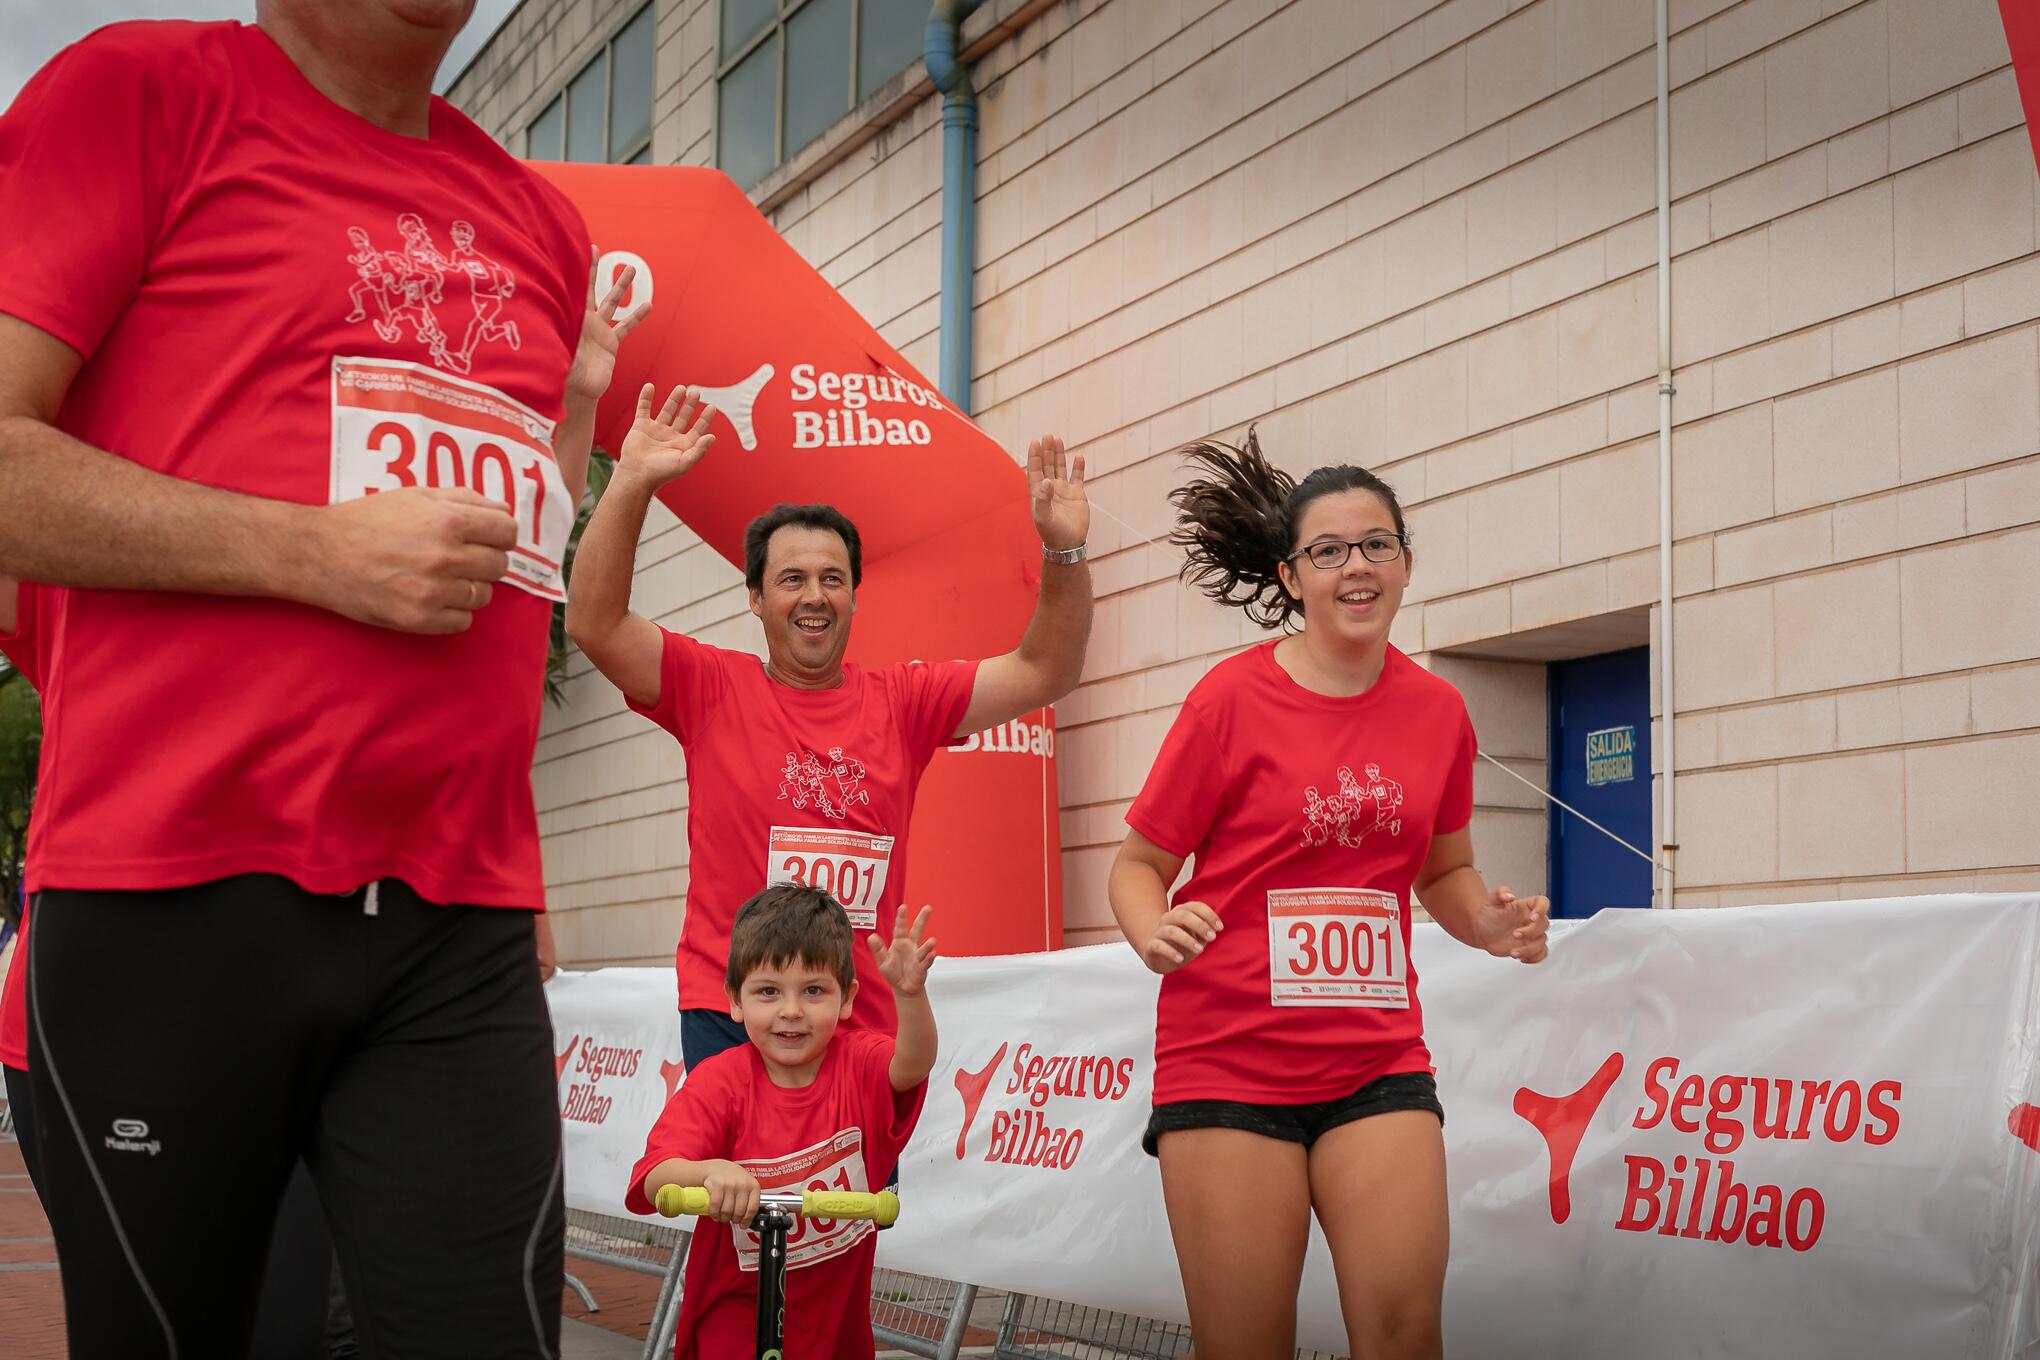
[1042,542,1088,565]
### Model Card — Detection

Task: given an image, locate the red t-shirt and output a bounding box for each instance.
[0,21,590,906]
[0,583,56,1071]
[625,1029,927,1360]
[1126,642,1476,1105]
[629,630,977,1033]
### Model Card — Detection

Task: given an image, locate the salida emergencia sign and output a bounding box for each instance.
[1586,725,1636,786]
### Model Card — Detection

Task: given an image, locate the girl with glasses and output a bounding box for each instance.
[1107,430,1553,1360]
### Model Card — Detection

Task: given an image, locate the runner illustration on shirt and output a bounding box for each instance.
[1333,763,1403,845]
[391,212,452,363]
[1356,761,1405,839]
[443,219,521,375]
[1301,784,1338,848]
[342,215,529,372]
[776,747,871,821]
[342,226,403,342]
[1299,764,1407,848]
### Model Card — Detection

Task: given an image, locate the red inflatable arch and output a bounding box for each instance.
[535,163,1063,957]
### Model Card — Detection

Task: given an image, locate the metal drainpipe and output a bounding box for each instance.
[1655,0,1679,907]
[926,0,988,414]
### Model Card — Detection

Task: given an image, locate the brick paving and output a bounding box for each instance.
[0,1138,64,1360]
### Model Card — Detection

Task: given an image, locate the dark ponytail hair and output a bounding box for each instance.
[1168,426,1407,630]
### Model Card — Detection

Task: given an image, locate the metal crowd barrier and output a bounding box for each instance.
[991,1292,1192,1357]
[565,1206,1352,1360]
[871,1267,981,1357]
[561,1207,690,1360]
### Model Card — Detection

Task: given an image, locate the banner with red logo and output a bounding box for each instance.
[530,164,1061,957]
[546,967,684,1215]
[551,893,2040,1354]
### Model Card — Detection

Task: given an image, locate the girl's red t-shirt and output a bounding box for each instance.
[1127,642,1476,1105]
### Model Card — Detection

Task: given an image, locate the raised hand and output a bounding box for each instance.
[868,906,937,997]
[1479,886,1551,964]
[1139,901,1221,975]
[617,384,716,490]
[566,254,648,404]
[1028,434,1089,552]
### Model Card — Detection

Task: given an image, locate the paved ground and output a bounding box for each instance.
[562,1316,645,1358]
[0,1138,63,1359]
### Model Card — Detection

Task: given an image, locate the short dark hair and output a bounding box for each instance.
[1169,427,1407,630]
[743,504,863,592]
[725,884,857,995]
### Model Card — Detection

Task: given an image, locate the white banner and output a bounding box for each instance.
[549,894,2040,1357]
[545,967,684,1218]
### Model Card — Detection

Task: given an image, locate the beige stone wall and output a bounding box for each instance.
[454,0,2040,964]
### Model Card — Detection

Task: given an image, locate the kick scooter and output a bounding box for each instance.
[654,1183,900,1360]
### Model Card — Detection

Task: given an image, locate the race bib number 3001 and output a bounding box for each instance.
[1267,887,1407,1008]
[733,1128,870,1273]
[766,826,894,931]
[330,357,572,601]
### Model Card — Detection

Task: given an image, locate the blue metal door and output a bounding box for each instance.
[1548,647,1653,918]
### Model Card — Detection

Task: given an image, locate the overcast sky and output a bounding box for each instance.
[0,0,521,110]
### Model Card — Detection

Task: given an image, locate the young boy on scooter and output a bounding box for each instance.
[627,883,937,1358]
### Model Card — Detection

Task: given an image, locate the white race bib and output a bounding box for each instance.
[732,1127,870,1272]
[766,826,894,931]
[329,356,572,601]
[1266,887,1408,1008]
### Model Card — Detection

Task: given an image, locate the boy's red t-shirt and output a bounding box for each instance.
[626,1028,927,1359]
[628,628,976,1033]
[0,21,590,907]
[0,583,57,1071]
[1126,642,1476,1105]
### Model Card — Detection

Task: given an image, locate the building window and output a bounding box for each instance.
[717,0,925,190]
[526,5,657,165]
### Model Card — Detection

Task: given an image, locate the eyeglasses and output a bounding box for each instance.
[1287,534,1407,570]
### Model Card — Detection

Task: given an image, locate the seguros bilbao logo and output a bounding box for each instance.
[952,1040,1138,1172]
[1515,1051,1905,1254]
[557,1034,644,1127]
[597,244,944,454]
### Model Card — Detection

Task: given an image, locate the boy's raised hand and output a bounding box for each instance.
[565,255,647,404]
[868,906,937,997]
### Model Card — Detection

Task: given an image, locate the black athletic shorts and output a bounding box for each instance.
[27,875,563,1359]
[1143,1070,1444,1157]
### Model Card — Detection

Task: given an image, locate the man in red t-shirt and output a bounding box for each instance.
[0,4,644,1355]
[627,884,935,1358]
[567,386,1093,1067]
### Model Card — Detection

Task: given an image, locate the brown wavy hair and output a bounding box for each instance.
[1168,426,1407,630]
